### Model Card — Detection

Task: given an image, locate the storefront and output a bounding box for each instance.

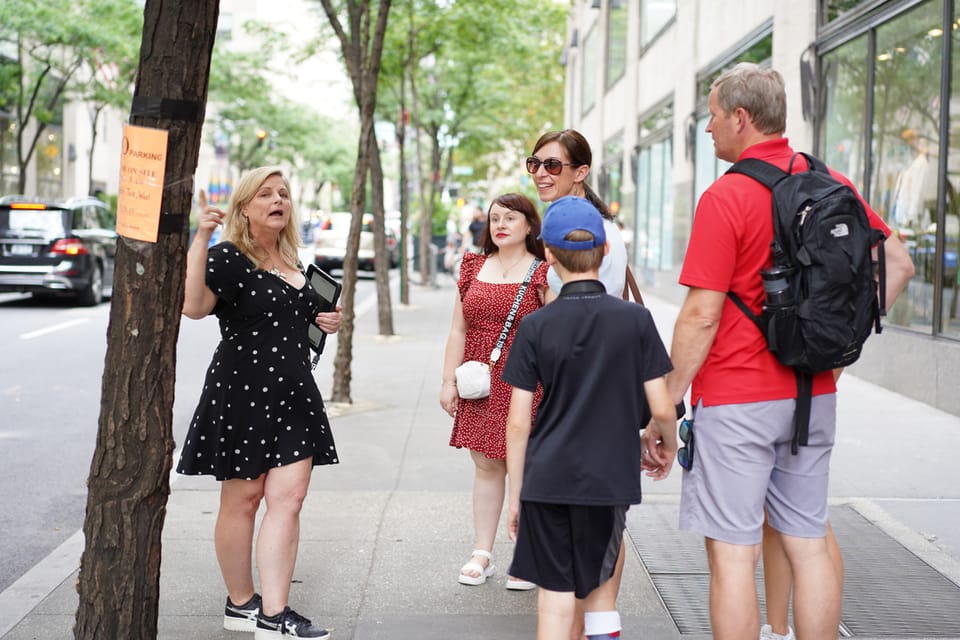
[563,0,960,414]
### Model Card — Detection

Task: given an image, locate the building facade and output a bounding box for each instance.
[564,0,960,415]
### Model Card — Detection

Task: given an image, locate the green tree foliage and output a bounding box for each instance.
[206,23,357,205]
[374,0,565,280]
[0,0,142,193]
[379,0,566,191]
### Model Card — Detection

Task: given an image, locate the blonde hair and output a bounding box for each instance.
[222,166,302,270]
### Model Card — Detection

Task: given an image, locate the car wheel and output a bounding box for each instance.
[77,264,103,306]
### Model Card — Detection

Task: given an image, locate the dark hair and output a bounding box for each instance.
[482,193,545,260]
[531,129,612,220]
[546,229,605,273]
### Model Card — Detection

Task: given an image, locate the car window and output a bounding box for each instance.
[95,203,116,228]
[3,207,66,236]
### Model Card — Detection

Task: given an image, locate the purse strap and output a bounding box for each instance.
[489,258,541,363]
[621,265,645,305]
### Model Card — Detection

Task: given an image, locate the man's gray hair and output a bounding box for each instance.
[711,62,786,135]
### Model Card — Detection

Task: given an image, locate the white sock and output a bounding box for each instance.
[584,610,621,637]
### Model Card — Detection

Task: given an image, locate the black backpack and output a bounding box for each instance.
[726,153,887,453]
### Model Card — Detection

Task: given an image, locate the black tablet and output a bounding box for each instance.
[306,264,342,354]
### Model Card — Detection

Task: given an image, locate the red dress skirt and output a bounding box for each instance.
[449,252,547,459]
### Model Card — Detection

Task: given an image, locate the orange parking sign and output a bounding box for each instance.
[116,124,168,242]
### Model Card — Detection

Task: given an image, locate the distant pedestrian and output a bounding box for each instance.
[177,166,342,639]
[468,206,486,251]
[503,196,677,639]
[439,192,548,591]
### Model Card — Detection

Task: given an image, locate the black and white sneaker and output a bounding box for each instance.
[255,606,330,639]
[224,593,262,632]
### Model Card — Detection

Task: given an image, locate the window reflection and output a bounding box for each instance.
[640,0,676,48]
[870,1,942,333]
[944,0,960,337]
[606,2,627,88]
[821,35,867,194]
[582,25,598,115]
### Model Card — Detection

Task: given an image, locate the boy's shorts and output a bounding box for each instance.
[679,395,836,545]
[509,501,627,599]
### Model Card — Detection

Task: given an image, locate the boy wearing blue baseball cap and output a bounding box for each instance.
[502,196,678,639]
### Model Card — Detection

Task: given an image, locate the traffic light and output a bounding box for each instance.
[255,128,268,146]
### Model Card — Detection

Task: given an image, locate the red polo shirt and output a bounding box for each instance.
[680,138,890,407]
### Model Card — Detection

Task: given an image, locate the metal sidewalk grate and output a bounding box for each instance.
[626,503,960,637]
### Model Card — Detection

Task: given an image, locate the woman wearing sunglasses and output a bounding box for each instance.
[525,130,631,640]
[526,129,628,300]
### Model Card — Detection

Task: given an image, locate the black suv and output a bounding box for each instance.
[0,195,117,305]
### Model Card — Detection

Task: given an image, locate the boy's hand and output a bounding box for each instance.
[508,504,519,542]
[641,422,676,480]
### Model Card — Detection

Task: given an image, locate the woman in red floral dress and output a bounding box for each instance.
[440,193,548,590]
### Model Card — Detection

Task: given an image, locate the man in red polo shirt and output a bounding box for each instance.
[642,63,914,640]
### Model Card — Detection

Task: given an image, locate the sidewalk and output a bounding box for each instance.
[3,273,960,639]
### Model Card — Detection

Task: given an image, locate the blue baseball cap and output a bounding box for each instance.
[540,196,606,251]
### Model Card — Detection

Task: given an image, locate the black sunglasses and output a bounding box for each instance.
[525,156,573,176]
[677,418,694,470]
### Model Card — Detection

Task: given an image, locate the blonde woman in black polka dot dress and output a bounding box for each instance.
[178,166,339,639]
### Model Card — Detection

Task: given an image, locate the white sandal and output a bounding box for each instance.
[458,549,495,586]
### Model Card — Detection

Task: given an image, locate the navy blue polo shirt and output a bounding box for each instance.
[502,279,672,506]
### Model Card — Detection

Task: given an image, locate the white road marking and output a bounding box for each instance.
[19,318,89,340]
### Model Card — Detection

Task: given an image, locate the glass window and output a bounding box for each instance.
[635,102,675,283]
[870,1,943,334]
[640,0,676,48]
[820,34,868,194]
[35,125,62,198]
[635,137,674,276]
[942,1,960,338]
[582,25,598,116]
[602,135,624,218]
[820,0,868,24]
[606,1,627,89]
[0,115,16,195]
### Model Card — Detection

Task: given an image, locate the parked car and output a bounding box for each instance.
[903,230,958,286]
[0,195,117,305]
[313,212,399,272]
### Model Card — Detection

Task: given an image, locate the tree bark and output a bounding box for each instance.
[369,133,394,335]
[74,2,218,639]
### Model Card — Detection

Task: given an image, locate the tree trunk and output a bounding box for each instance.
[397,99,410,305]
[331,120,370,404]
[87,104,104,195]
[321,0,392,403]
[74,3,218,639]
[369,133,394,335]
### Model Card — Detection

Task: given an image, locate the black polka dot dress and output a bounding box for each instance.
[177,242,339,481]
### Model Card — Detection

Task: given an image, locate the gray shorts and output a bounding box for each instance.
[679,395,836,545]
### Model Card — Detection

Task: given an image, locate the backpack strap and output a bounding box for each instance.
[793,371,814,454]
[875,230,887,323]
[727,291,764,334]
[725,157,790,189]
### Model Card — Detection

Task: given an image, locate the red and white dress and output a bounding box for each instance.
[449,252,547,459]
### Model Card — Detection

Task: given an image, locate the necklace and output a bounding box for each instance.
[497,253,527,279]
[268,265,287,280]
